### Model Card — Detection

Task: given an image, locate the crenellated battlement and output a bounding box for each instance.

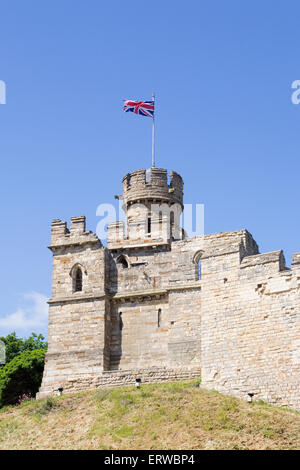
[122,168,183,208]
[50,216,101,249]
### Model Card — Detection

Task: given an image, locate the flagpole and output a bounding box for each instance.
[152,92,155,168]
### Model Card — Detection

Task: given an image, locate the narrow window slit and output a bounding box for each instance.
[158,309,161,328]
[197,259,202,280]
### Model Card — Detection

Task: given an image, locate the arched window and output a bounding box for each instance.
[75,268,82,292]
[193,250,204,281]
[116,255,129,269]
[70,263,86,293]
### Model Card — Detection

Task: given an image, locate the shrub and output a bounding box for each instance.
[0,349,46,408]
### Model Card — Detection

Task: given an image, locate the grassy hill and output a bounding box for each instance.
[0,380,299,450]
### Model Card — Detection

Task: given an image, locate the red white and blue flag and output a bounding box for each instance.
[123,99,154,118]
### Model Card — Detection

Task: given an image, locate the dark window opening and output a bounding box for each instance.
[158,309,161,328]
[117,255,128,268]
[159,211,163,234]
[170,211,175,239]
[119,312,123,331]
[75,268,82,292]
[147,217,151,234]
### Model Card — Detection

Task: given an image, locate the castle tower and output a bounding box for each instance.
[37,216,110,398]
[37,163,300,412]
[107,168,184,247]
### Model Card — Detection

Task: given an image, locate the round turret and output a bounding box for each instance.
[122,168,184,208]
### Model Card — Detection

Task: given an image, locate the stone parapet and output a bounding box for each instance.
[122,168,183,208]
[50,216,101,249]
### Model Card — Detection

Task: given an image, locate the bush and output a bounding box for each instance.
[0,349,46,408]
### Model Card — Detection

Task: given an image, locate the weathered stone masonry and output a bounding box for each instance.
[37,168,300,411]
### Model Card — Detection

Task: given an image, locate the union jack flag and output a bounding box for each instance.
[123,99,154,118]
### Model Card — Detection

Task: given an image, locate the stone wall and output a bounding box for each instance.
[37,367,201,399]
[200,241,300,411]
[109,296,169,370]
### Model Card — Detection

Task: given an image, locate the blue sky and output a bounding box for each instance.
[1,1,300,338]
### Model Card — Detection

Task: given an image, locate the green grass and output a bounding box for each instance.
[0,380,299,450]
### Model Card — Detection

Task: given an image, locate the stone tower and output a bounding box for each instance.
[38,168,201,398]
[108,167,184,246]
[38,167,300,413]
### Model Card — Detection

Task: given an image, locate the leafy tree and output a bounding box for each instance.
[0,332,47,364]
[22,333,47,353]
[0,349,46,407]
